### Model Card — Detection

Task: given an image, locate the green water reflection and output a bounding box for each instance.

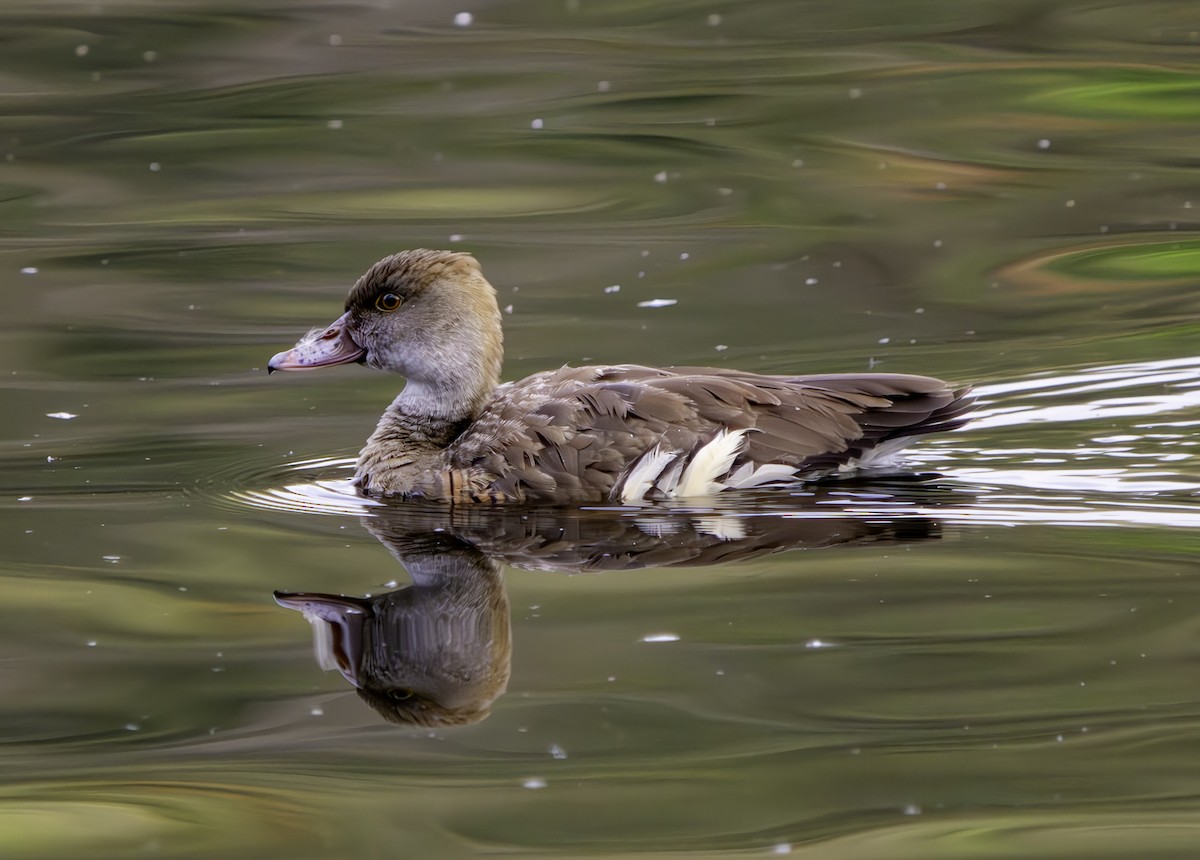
[1,0,1199,857]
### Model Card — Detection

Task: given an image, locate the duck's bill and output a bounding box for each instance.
[274,591,367,677]
[267,312,366,372]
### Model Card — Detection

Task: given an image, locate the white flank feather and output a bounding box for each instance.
[621,445,678,503]
[673,429,749,498]
[725,461,799,489]
[838,437,913,472]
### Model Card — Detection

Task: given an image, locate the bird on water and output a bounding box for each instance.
[268,250,972,503]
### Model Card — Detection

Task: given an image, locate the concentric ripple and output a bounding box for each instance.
[226,456,380,516]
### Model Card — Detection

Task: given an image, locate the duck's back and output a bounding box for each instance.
[447,365,971,503]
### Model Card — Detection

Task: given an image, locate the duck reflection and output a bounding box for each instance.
[276,482,952,727]
[276,533,509,728]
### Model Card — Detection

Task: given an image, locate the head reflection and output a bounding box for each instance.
[276,483,952,727]
[277,533,509,728]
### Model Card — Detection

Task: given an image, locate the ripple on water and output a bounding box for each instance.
[905,355,1200,528]
[223,456,379,516]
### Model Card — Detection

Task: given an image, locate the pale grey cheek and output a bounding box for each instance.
[372,341,422,376]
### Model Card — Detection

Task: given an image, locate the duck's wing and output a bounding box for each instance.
[451,365,972,502]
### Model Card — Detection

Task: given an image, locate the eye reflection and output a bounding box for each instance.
[375,292,401,311]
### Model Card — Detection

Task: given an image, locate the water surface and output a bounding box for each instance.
[1,1,1199,857]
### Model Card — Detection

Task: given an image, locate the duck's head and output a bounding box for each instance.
[268,250,504,417]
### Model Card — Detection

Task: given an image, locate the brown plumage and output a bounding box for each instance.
[268,250,973,503]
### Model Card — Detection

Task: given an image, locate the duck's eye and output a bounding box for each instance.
[375,292,402,312]
[387,688,413,702]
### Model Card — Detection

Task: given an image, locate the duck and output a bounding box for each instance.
[267,249,973,503]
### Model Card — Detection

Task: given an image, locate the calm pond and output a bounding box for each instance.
[2,1,1199,857]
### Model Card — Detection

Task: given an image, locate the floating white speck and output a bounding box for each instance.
[903,804,922,816]
[20,266,38,275]
[143,50,157,63]
[604,284,620,294]
[503,304,514,314]
[17,496,32,502]
[715,344,728,351]
[805,638,832,648]
[1065,199,1075,207]
[124,723,140,732]
[654,170,668,183]
[637,299,677,309]
[640,633,680,643]
[773,844,793,855]
[522,778,547,789]
[877,338,889,345]
[329,34,342,46]
[848,87,862,99]
[679,252,689,260]
[310,706,324,716]
[530,118,543,129]
[86,640,97,647]
[46,412,77,420]
[549,744,567,759]
[597,80,610,92]
[149,162,161,172]
[102,555,121,563]
[1038,138,1052,150]
[454,11,473,26]
[75,44,89,57]
[792,158,804,168]
[707,13,722,25]
[327,119,343,129]
[805,277,818,285]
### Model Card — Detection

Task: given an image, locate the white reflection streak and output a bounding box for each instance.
[970,391,1200,430]
[966,355,1200,430]
[973,355,1200,399]
[907,354,1200,516]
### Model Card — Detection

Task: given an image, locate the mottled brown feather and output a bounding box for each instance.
[443,365,972,503]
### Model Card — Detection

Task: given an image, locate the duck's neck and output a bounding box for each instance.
[369,401,475,452]
[391,377,493,431]
[366,349,502,462]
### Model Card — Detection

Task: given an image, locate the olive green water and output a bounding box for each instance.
[2,1,1199,857]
